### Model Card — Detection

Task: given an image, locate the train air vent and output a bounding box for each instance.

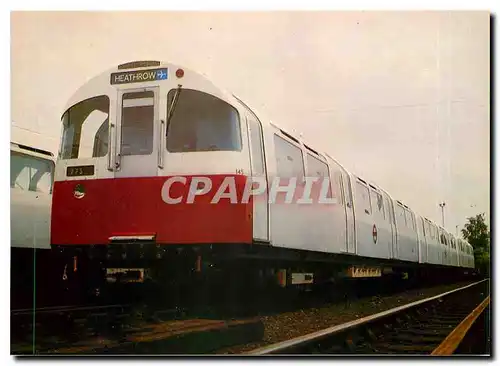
[13,143,54,157]
[118,61,161,70]
[304,144,319,155]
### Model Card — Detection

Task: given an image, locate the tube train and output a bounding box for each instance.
[50,60,474,296]
[11,141,57,308]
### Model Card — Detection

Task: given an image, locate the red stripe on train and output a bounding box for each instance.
[50,175,253,246]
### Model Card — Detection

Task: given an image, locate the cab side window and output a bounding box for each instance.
[10,151,54,194]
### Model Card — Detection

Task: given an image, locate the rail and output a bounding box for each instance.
[246,279,488,355]
[431,295,490,355]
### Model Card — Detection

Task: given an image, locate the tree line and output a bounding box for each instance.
[461,213,490,276]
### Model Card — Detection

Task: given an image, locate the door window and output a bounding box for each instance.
[248,118,265,175]
[121,91,155,156]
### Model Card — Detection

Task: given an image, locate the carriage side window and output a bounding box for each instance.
[167,89,241,152]
[10,152,54,194]
[307,153,332,198]
[61,95,110,159]
[343,175,353,208]
[395,204,406,226]
[404,209,416,231]
[440,232,447,245]
[370,189,385,220]
[356,182,371,215]
[274,135,304,180]
[386,197,396,225]
[426,222,433,240]
[333,171,344,206]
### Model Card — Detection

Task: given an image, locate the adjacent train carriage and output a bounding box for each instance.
[11,142,58,308]
[51,60,474,295]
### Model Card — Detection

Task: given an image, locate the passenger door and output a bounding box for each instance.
[354,179,376,258]
[246,115,269,242]
[383,194,397,259]
[416,216,426,263]
[341,173,356,254]
[114,87,163,178]
[368,186,391,259]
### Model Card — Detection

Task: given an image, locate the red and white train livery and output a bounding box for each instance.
[51,60,474,292]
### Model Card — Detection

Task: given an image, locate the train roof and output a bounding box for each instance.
[10,141,54,160]
[63,60,237,114]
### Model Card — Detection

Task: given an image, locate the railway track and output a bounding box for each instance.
[11,302,263,355]
[11,303,185,354]
[11,279,486,355]
[246,279,489,355]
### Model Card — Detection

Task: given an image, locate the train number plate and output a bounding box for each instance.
[106,268,145,283]
[347,266,382,278]
[67,165,95,177]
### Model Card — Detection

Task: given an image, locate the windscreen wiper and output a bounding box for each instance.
[166,84,182,136]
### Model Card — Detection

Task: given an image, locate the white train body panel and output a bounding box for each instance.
[10,143,54,250]
[325,157,356,254]
[423,219,441,265]
[265,126,348,254]
[266,127,312,251]
[352,177,392,259]
[393,201,419,262]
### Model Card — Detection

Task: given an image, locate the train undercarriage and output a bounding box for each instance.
[51,242,477,309]
[11,248,63,310]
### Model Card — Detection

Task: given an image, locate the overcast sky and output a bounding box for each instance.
[11,11,490,233]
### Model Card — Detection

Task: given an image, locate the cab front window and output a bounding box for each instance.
[166,89,241,153]
[60,95,110,159]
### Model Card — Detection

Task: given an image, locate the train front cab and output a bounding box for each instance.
[51,62,270,285]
